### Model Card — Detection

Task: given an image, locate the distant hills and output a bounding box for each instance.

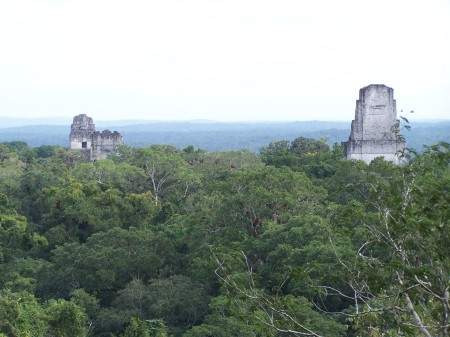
[0,117,449,152]
[0,116,73,127]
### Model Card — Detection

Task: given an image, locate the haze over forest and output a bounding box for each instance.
[0,116,449,153]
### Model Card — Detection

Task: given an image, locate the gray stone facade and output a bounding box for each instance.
[69,114,123,161]
[342,84,405,164]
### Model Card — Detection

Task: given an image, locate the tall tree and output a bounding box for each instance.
[327,143,450,336]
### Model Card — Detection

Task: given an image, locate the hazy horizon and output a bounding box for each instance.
[1,1,449,122]
[1,115,449,132]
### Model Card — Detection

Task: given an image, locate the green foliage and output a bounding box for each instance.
[35,179,160,244]
[0,137,448,337]
[290,136,330,155]
[0,258,51,293]
[72,160,147,194]
[0,198,47,272]
[185,165,326,247]
[0,289,48,337]
[208,249,347,336]
[0,147,26,206]
[123,317,168,337]
[145,275,209,330]
[260,137,343,180]
[126,145,200,205]
[70,289,101,326]
[184,295,272,337]
[108,276,208,335]
[46,299,88,337]
[33,145,64,159]
[327,142,450,335]
[39,227,178,298]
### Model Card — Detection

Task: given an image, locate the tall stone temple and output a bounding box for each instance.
[69,114,123,161]
[342,84,405,165]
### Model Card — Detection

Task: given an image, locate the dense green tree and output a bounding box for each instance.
[184,295,273,337]
[0,135,447,337]
[46,299,88,337]
[33,145,64,159]
[129,146,200,205]
[260,137,342,180]
[122,317,168,337]
[72,160,147,194]
[0,289,48,337]
[18,148,85,219]
[0,258,51,293]
[145,275,209,332]
[70,289,101,334]
[107,276,208,336]
[204,149,263,169]
[205,249,347,336]
[375,144,447,335]
[290,137,330,155]
[260,140,298,168]
[185,165,326,245]
[313,143,450,336]
[35,180,160,244]
[0,147,25,204]
[38,227,178,299]
[0,204,31,262]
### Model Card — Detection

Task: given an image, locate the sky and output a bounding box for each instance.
[0,0,449,122]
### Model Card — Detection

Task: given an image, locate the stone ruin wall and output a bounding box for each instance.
[344,140,405,163]
[91,130,123,161]
[342,84,405,165]
[69,114,123,161]
[69,114,96,150]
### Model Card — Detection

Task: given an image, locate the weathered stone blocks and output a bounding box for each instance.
[342,84,405,164]
[69,114,123,161]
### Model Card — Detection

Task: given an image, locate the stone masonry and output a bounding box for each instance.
[342,84,405,164]
[69,114,123,161]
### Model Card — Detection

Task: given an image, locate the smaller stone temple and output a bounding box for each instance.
[69,114,123,161]
[342,84,405,165]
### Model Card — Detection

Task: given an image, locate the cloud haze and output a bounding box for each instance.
[0,0,449,121]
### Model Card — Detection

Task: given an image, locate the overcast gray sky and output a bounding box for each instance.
[1,0,449,121]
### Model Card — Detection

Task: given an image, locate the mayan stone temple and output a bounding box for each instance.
[69,114,123,161]
[342,84,405,165]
